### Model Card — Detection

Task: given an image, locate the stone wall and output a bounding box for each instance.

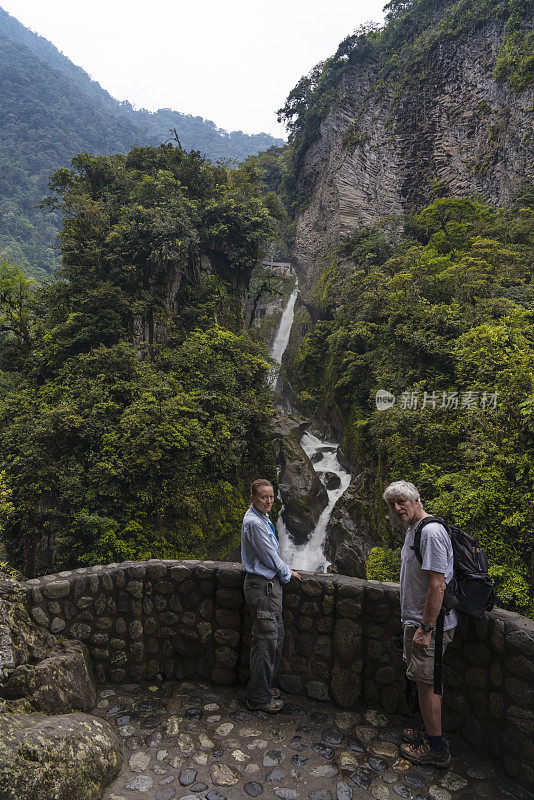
[24,561,534,785]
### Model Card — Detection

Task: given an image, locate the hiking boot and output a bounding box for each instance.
[402,726,425,744]
[400,737,452,769]
[246,697,284,713]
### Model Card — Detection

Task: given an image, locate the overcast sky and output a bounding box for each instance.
[2,0,386,138]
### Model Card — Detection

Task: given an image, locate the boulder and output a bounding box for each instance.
[270,410,310,442]
[324,473,381,577]
[0,573,96,713]
[0,712,122,800]
[320,472,342,491]
[278,435,328,542]
[1,639,96,713]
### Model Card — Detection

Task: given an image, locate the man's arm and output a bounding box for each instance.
[413,570,445,648]
[246,520,292,582]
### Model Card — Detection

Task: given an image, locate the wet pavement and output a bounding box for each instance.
[94,681,533,800]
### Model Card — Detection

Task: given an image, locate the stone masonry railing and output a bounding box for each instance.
[24,560,534,786]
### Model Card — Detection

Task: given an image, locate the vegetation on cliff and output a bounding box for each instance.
[0,144,280,575]
[288,194,534,615]
[278,0,533,206]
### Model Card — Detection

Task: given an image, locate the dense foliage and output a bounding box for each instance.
[0,145,279,574]
[288,195,534,615]
[278,0,533,204]
[0,8,284,278]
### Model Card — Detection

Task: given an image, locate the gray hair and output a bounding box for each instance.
[383,480,420,504]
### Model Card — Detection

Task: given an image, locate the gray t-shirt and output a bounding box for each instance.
[400,519,458,631]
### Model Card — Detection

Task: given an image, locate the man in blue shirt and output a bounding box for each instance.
[241,478,301,712]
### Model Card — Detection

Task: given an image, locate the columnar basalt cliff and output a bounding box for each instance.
[23,560,534,787]
[292,19,533,292]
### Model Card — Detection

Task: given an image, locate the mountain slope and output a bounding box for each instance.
[0,6,284,277]
[0,7,284,160]
[0,33,151,278]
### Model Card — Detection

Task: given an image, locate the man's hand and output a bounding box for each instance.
[291,570,302,581]
[412,626,432,648]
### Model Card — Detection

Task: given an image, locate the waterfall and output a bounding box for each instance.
[268,282,299,389]
[269,283,351,573]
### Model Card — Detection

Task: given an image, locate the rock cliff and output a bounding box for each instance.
[292,18,533,292]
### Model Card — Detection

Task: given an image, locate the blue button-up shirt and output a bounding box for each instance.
[241,505,292,583]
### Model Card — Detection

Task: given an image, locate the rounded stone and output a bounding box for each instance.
[190,783,208,793]
[336,781,353,800]
[322,728,343,745]
[368,757,388,773]
[244,782,263,797]
[428,788,451,800]
[311,765,338,778]
[266,767,286,781]
[154,788,176,800]
[309,792,333,800]
[312,743,335,760]
[209,762,240,786]
[125,776,154,792]
[393,786,411,798]
[263,749,284,767]
[405,772,426,788]
[351,769,371,790]
[290,736,307,751]
[275,790,298,800]
[506,630,534,656]
[129,752,151,773]
[179,769,198,786]
[50,617,66,633]
[30,607,49,626]
[43,580,71,599]
[145,732,163,747]
[371,787,390,800]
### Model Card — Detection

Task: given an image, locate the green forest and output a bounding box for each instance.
[0,144,283,574]
[288,194,534,615]
[0,7,284,279]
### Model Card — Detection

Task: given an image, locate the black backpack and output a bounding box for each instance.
[411,515,495,694]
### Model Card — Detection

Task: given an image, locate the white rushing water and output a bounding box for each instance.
[278,433,351,572]
[268,282,352,573]
[268,283,299,386]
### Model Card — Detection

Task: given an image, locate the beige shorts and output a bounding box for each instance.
[403,624,455,685]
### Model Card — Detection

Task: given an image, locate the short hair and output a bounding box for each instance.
[251,478,273,497]
[383,480,420,504]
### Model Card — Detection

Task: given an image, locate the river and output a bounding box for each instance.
[269,281,351,572]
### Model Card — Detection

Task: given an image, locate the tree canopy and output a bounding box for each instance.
[0,145,279,575]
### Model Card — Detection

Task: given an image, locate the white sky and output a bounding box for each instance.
[1,0,386,138]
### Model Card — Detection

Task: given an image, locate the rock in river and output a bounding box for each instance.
[278,435,328,542]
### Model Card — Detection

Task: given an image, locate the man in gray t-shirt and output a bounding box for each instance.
[383,480,457,769]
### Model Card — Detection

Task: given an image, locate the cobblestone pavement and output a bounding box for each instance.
[96,682,532,800]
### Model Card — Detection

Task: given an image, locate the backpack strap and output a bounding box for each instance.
[410,516,446,564]
[433,607,445,695]
[409,517,448,696]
